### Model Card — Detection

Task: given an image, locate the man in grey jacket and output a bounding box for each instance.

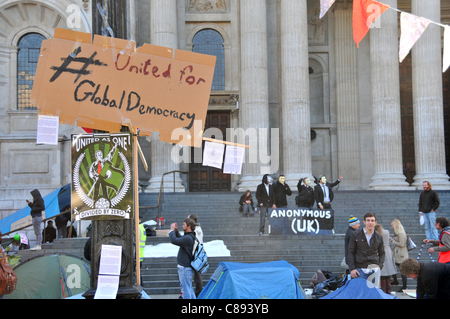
[169,218,197,299]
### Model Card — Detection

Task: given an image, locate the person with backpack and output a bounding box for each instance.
[188,214,204,297]
[169,218,197,299]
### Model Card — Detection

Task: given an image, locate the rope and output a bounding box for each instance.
[416,243,436,263]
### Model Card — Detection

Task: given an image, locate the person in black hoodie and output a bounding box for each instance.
[26,189,45,250]
[296,177,315,209]
[255,174,276,236]
[273,175,292,208]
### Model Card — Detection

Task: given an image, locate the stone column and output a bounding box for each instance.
[237,0,271,191]
[146,0,185,193]
[411,0,450,189]
[369,0,411,190]
[280,0,312,186]
[334,6,362,189]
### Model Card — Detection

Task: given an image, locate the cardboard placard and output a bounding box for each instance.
[31,29,216,148]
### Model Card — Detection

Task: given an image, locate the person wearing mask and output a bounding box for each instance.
[255,174,276,236]
[424,216,450,264]
[314,175,342,210]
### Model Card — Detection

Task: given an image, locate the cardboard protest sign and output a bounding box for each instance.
[31,28,216,148]
[268,208,334,236]
[71,133,134,221]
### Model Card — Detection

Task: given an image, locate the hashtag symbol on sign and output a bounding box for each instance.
[49,47,108,84]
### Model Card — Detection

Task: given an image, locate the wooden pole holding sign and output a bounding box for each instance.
[202,137,249,149]
[127,120,141,286]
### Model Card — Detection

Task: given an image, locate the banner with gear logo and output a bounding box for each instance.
[71,133,134,221]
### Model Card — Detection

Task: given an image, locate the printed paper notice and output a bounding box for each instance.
[203,141,225,169]
[36,115,59,145]
[99,245,122,276]
[94,275,120,299]
[223,145,245,175]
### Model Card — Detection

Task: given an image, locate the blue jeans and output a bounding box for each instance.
[423,212,439,241]
[177,265,196,299]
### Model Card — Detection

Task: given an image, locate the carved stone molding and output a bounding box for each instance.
[187,0,228,13]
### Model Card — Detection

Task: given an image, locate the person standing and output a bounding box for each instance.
[296,177,315,209]
[375,224,397,294]
[255,174,276,236]
[347,213,385,287]
[169,218,197,299]
[424,216,450,264]
[390,219,409,291]
[273,175,292,208]
[400,258,450,299]
[27,189,45,250]
[314,175,342,210]
[188,214,203,297]
[343,216,360,274]
[418,181,440,240]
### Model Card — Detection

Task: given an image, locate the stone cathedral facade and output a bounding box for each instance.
[1,0,450,229]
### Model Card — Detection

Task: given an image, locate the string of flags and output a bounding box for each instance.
[319,0,450,72]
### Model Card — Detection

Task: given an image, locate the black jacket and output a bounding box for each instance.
[347,227,385,271]
[273,181,292,207]
[418,189,440,214]
[417,262,450,299]
[169,230,196,267]
[28,189,45,217]
[314,180,340,207]
[239,193,254,211]
[255,174,276,207]
[296,182,315,208]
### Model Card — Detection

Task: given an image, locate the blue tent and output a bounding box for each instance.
[320,277,398,299]
[198,260,306,299]
[0,184,71,235]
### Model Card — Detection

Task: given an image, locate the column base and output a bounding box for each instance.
[369,173,415,190]
[412,173,450,190]
[237,175,264,192]
[145,175,186,193]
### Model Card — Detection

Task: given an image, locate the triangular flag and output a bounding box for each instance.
[353,0,390,48]
[399,12,430,63]
[320,0,336,19]
[444,26,450,73]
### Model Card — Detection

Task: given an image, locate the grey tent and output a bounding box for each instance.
[4,254,90,299]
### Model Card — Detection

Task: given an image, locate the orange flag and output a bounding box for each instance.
[353,0,390,48]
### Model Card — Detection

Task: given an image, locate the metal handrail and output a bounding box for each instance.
[139,170,189,220]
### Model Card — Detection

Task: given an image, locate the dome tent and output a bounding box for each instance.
[198,260,306,299]
[320,277,398,299]
[4,254,90,299]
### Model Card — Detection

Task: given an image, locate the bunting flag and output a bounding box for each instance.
[399,12,431,63]
[444,26,450,73]
[353,0,390,47]
[320,0,336,19]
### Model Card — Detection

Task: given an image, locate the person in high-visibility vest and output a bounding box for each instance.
[424,217,450,264]
[139,218,147,264]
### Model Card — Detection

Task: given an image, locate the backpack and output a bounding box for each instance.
[186,235,209,274]
[0,249,17,295]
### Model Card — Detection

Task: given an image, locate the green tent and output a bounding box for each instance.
[4,254,90,299]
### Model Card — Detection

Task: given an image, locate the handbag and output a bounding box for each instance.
[0,250,17,295]
[406,236,416,251]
